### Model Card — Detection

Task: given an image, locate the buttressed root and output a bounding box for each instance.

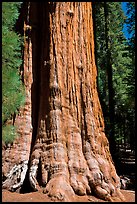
[28,138,125,202]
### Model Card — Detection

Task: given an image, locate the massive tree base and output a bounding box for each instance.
[28,138,125,202]
[2,140,125,202]
[2,2,125,202]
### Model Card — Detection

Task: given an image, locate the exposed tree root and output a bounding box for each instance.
[28,139,125,202]
[43,175,75,202]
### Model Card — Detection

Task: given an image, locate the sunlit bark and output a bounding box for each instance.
[2,2,125,202]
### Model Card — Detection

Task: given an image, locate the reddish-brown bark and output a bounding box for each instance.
[2,2,125,202]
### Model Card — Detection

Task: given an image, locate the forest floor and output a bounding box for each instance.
[2,189,135,202]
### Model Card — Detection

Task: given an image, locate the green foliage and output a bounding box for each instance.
[2,68,25,123]
[2,2,25,143]
[93,2,135,150]
[2,2,22,29]
[2,125,17,145]
[124,2,135,108]
[125,2,135,45]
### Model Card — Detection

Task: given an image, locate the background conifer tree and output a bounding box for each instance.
[2,2,25,144]
[92,2,135,158]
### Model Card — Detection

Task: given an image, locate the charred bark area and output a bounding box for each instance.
[30,1,52,184]
[20,2,52,192]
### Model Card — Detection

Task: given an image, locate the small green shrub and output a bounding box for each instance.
[2,125,18,145]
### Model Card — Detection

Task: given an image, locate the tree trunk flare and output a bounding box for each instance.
[28,2,125,202]
[2,2,125,202]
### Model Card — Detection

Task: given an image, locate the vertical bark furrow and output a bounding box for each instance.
[2,2,125,202]
[30,2,123,200]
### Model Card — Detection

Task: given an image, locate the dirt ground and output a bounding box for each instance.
[2,189,135,202]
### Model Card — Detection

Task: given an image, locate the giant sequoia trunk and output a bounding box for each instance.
[2,2,125,202]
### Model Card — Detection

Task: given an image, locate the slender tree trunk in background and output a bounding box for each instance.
[2,2,125,202]
[104,2,116,162]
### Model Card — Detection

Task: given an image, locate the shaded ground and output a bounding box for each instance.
[2,189,135,202]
